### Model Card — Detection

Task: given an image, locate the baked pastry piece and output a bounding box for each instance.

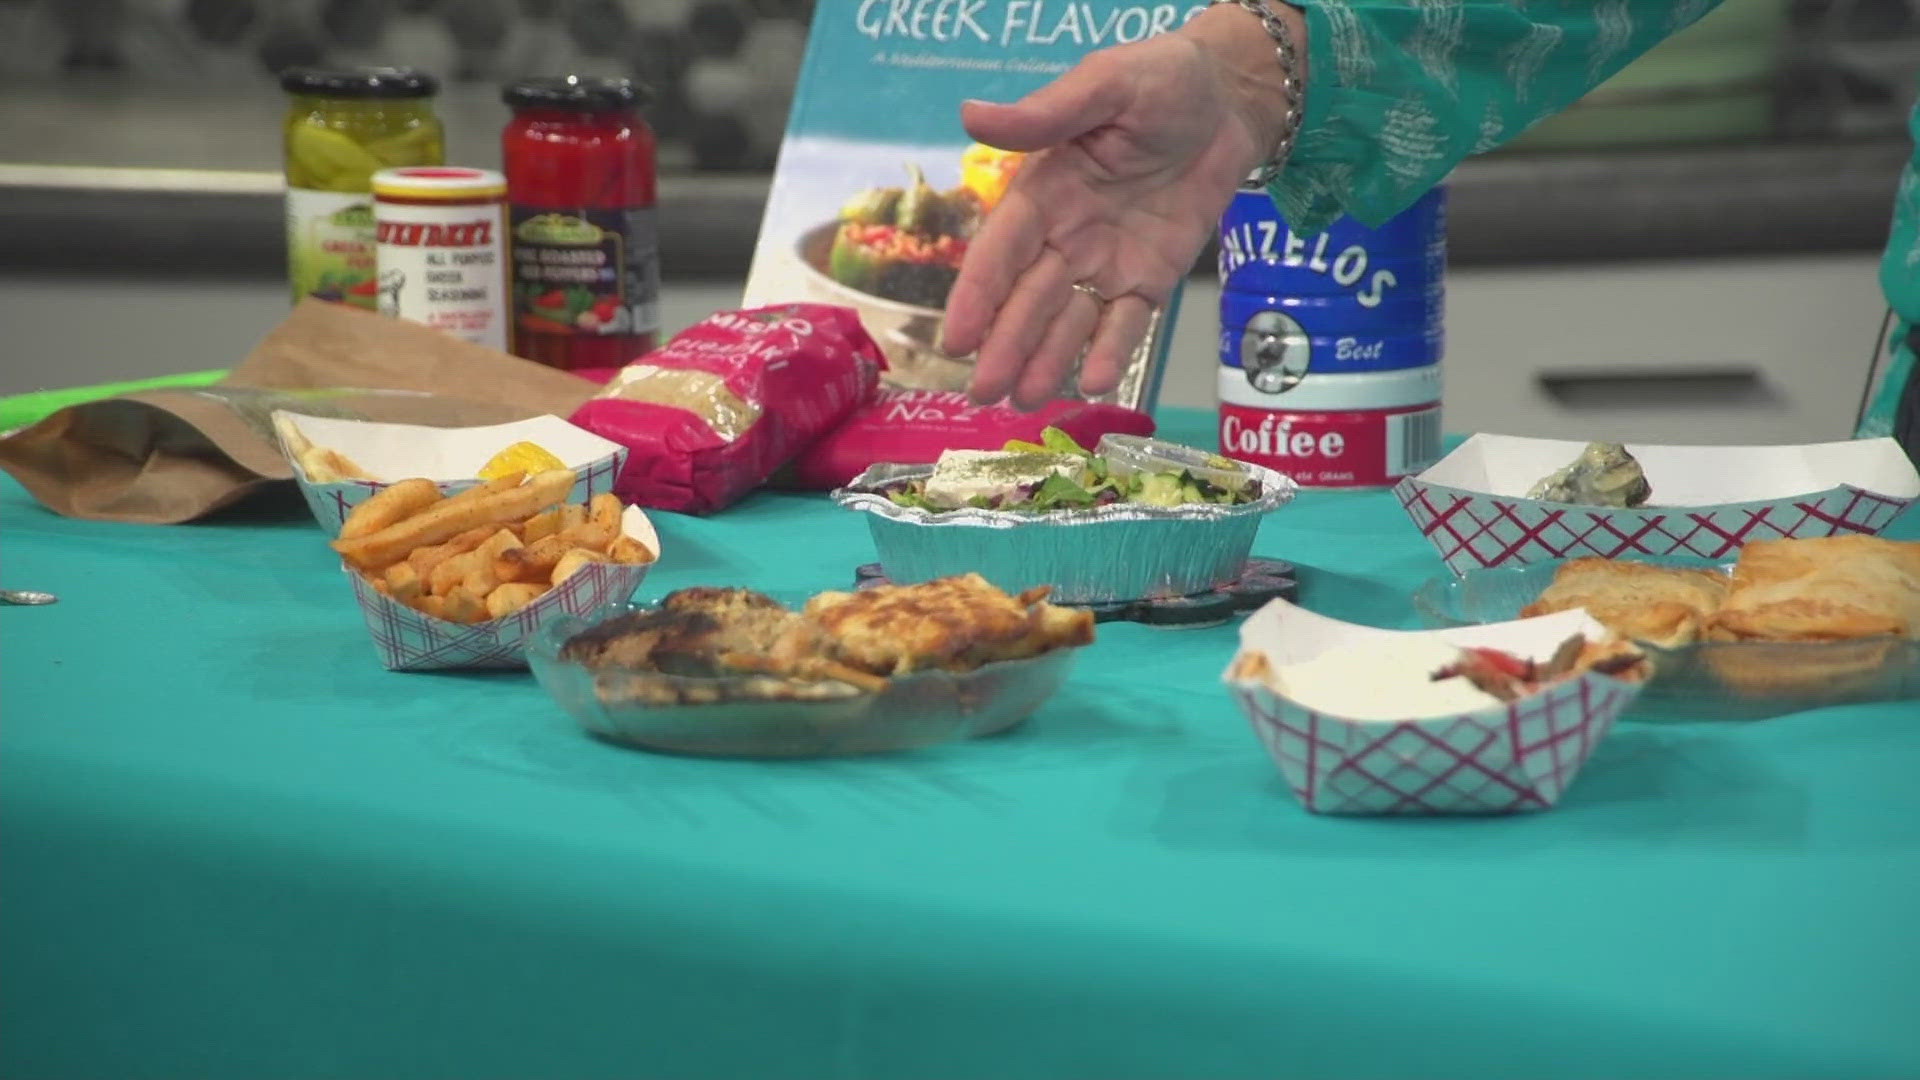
[561,587,798,675]
[782,573,1096,676]
[1708,535,1920,643]
[563,576,1097,703]
[1519,557,1730,649]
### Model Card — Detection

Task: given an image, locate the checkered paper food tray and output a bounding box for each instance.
[345,505,658,672]
[272,411,627,534]
[1223,600,1645,815]
[1395,435,1919,575]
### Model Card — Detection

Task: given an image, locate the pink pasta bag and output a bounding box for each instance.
[784,387,1158,490]
[569,304,885,514]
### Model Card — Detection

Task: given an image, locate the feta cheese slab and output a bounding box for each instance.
[923,449,1085,509]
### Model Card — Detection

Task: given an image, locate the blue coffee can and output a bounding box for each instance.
[1218,187,1446,382]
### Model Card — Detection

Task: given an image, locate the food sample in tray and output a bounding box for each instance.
[1231,632,1647,721]
[1399,434,1920,573]
[1711,534,1920,642]
[1430,636,1651,700]
[877,428,1260,513]
[1521,536,1920,646]
[276,416,376,482]
[1519,558,1731,648]
[1526,442,1653,508]
[329,468,655,624]
[562,574,1095,702]
[275,413,573,485]
[476,440,566,480]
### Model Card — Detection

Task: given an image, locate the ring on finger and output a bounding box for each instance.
[1070,280,1112,305]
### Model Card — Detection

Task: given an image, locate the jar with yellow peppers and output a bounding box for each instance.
[282,67,444,308]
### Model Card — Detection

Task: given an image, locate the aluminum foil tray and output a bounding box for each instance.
[832,462,1297,605]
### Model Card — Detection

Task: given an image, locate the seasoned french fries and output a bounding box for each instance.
[331,469,656,625]
[521,507,563,543]
[331,468,574,571]
[340,478,441,541]
[384,561,424,603]
[406,525,495,581]
[441,587,489,625]
[497,534,570,584]
[485,582,546,619]
[607,536,654,565]
[550,547,608,586]
[560,492,623,552]
[278,416,374,482]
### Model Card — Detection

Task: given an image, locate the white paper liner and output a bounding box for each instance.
[272,411,627,534]
[345,505,660,672]
[1222,599,1646,815]
[1396,435,1920,574]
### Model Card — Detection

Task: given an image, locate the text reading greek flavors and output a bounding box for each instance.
[855,0,1207,46]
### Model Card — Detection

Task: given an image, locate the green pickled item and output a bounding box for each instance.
[839,186,902,226]
[1040,426,1089,456]
[283,93,441,307]
[893,164,940,235]
[282,96,442,190]
[287,125,382,185]
[362,125,442,167]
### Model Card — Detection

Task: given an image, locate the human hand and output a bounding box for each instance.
[941,2,1305,409]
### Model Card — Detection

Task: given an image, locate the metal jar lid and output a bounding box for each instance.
[280,66,439,99]
[502,76,653,112]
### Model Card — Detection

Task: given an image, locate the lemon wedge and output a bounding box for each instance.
[478,441,566,480]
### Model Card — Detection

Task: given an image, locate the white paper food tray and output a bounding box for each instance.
[346,505,658,672]
[1222,598,1646,815]
[1394,435,1920,575]
[272,411,627,533]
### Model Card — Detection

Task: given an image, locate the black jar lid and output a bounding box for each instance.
[503,76,652,112]
[280,66,439,99]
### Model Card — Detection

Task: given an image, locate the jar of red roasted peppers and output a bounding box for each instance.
[501,76,661,371]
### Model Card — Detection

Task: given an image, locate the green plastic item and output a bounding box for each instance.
[0,370,230,433]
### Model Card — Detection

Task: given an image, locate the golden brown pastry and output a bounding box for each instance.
[790,573,1096,676]
[1708,535,1920,643]
[1520,557,1730,649]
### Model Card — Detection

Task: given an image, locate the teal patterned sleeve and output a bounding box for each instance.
[1857,91,1919,439]
[1268,0,1725,231]
[1879,94,1920,324]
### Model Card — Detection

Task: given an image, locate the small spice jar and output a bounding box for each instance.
[282,67,443,308]
[501,76,661,371]
[372,166,511,352]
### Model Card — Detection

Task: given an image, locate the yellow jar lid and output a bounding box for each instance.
[371,166,507,200]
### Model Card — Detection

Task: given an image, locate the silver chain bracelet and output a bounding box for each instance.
[1209,0,1304,186]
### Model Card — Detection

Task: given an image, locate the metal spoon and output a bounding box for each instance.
[0,590,57,605]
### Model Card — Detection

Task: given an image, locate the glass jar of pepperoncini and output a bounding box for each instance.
[282,67,444,308]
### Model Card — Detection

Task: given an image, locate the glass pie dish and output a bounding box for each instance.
[525,602,1086,758]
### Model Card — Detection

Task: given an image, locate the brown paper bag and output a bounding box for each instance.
[0,300,599,523]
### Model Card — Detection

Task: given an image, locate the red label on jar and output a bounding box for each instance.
[1219,401,1441,488]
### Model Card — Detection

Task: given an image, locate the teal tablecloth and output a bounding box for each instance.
[4,409,1918,1080]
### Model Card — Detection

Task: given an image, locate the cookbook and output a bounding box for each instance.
[742,0,1197,413]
